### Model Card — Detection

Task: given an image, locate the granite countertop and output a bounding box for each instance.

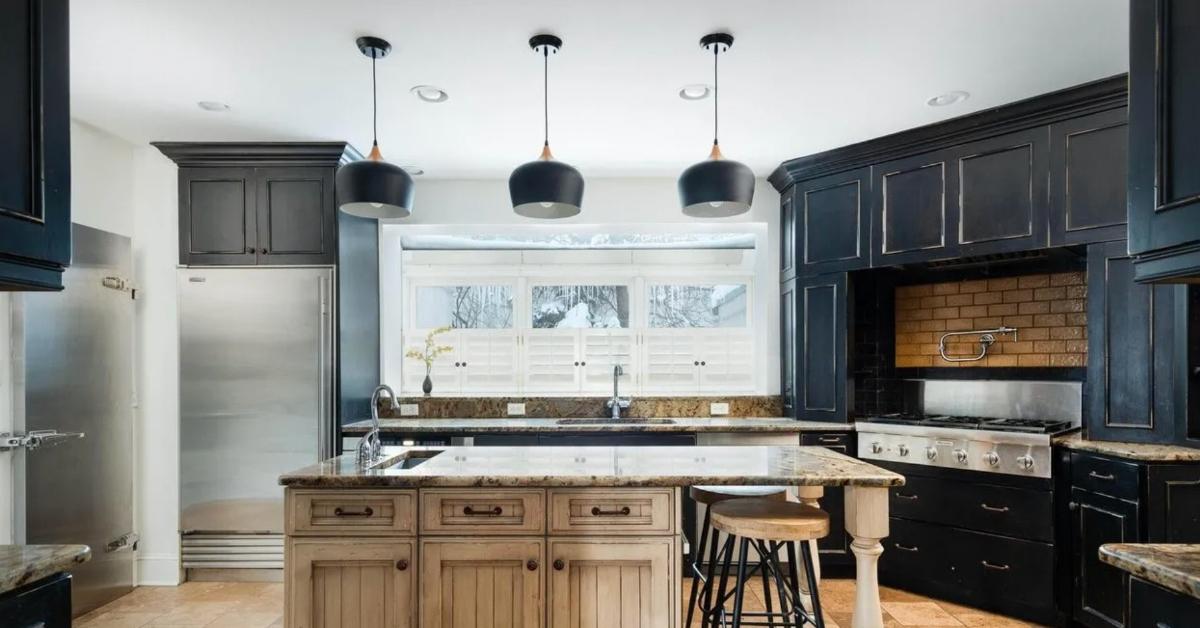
[280,445,903,489]
[1053,432,1200,462]
[1099,544,1200,601]
[341,417,854,434]
[0,544,91,596]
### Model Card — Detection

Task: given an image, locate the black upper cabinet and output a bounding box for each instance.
[871,149,956,265]
[780,279,797,419]
[796,272,850,422]
[795,168,871,273]
[954,128,1050,255]
[1050,108,1129,245]
[1128,0,1200,282]
[157,143,354,266]
[780,190,797,281]
[0,0,71,291]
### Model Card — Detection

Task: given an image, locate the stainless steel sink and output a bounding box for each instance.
[554,418,676,425]
[372,449,443,470]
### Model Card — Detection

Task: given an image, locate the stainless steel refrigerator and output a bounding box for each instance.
[178,266,333,571]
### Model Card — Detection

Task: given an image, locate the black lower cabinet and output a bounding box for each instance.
[0,572,72,628]
[1070,486,1139,628]
[801,431,855,574]
[1128,577,1200,628]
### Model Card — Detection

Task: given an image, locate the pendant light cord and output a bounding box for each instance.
[543,45,550,148]
[371,55,379,148]
[712,42,719,147]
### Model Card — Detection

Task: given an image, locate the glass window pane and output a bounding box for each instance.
[647,284,747,328]
[531,285,630,328]
[415,285,513,329]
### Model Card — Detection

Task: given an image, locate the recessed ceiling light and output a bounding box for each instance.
[400,166,424,176]
[410,85,449,103]
[678,84,712,101]
[927,90,969,107]
[197,101,231,112]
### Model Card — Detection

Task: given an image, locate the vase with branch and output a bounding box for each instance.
[405,326,454,396]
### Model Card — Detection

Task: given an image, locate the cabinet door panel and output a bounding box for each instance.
[460,331,520,393]
[641,331,698,393]
[580,331,636,393]
[1070,488,1139,628]
[956,128,1048,254]
[548,539,673,628]
[420,539,544,628]
[179,167,257,265]
[288,539,414,628]
[780,189,797,281]
[797,168,870,272]
[1147,465,1200,542]
[257,167,336,265]
[1050,108,1128,245]
[524,330,581,392]
[780,280,797,419]
[796,273,848,422]
[872,151,955,265]
[697,330,754,392]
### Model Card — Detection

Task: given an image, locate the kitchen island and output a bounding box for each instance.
[280,445,903,628]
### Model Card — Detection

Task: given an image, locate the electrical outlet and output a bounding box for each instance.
[507,403,526,416]
[399,403,419,417]
[710,402,730,416]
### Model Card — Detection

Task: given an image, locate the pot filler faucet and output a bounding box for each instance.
[607,365,632,419]
[357,384,397,465]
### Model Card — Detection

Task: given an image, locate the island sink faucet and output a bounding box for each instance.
[607,365,631,420]
[357,384,397,466]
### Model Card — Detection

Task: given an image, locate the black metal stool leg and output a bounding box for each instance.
[785,542,805,627]
[730,538,750,628]
[686,507,712,628]
[708,535,735,628]
[765,541,794,628]
[799,541,825,628]
[755,541,777,628]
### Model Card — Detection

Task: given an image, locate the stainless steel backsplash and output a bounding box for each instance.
[909,379,1082,424]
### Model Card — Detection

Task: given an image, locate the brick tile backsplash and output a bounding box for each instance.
[895,272,1087,368]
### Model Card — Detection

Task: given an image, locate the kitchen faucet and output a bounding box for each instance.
[357,384,396,465]
[606,365,631,419]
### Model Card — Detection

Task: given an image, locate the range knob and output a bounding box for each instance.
[953,449,969,464]
[983,451,1001,467]
[925,447,938,461]
[897,444,910,457]
[870,442,883,454]
[1017,455,1035,471]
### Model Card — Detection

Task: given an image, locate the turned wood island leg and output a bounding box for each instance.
[844,486,889,628]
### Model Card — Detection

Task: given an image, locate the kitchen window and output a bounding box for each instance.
[414,285,514,329]
[647,283,748,328]
[530,284,631,329]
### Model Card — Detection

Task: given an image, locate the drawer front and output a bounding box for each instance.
[1130,577,1200,628]
[288,490,416,535]
[548,489,676,535]
[954,527,1056,621]
[880,517,957,586]
[890,474,1054,542]
[1072,452,1140,500]
[420,489,545,535]
[800,431,854,449]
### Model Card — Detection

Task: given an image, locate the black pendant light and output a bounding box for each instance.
[337,36,415,219]
[509,34,584,219]
[678,33,755,217]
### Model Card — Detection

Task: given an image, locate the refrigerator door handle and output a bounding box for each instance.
[318,274,333,461]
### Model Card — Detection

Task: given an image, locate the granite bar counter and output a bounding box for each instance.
[341,416,852,434]
[1100,544,1200,601]
[0,544,90,596]
[1052,431,1200,462]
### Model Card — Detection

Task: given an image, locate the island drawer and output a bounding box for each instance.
[287,490,416,536]
[420,489,546,535]
[548,488,676,535]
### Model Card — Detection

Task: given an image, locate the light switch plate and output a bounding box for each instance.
[507,403,526,416]
[399,403,419,417]
[710,402,730,416]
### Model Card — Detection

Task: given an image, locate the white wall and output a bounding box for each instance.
[379,177,782,395]
[71,120,135,237]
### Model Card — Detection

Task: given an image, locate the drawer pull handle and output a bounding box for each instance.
[463,506,503,516]
[1088,471,1115,481]
[591,506,632,517]
[395,559,409,571]
[980,503,1010,513]
[895,493,919,501]
[333,506,374,517]
[981,560,1010,571]
[818,437,843,444]
[526,559,538,571]
[553,559,566,571]
[895,544,919,552]
[1156,623,1171,628]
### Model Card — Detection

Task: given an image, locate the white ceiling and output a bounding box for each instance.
[71,0,1129,179]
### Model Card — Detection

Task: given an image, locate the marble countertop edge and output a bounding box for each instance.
[1099,543,1200,601]
[0,544,91,596]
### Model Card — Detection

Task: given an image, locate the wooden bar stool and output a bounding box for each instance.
[686,486,788,628]
[708,498,829,628]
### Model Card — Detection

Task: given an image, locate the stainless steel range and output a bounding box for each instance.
[857,412,1076,479]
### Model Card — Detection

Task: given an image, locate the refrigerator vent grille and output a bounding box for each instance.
[181,533,283,569]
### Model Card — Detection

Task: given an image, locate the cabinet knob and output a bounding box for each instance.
[553,559,565,571]
[574,361,580,366]
[700,361,706,366]
[259,248,268,254]
[526,559,538,571]
[395,559,408,571]
[580,361,586,366]
[454,362,461,367]
[1068,501,1078,511]
[246,246,254,254]
[461,362,467,367]
[694,361,700,366]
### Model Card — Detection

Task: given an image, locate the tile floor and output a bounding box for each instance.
[73,579,1045,628]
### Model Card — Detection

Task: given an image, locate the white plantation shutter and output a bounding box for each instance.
[699,330,755,392]
[580,330,636,393]
[641,330,700,392]
[459,331,520,393]
[402,330,462,395]
[523,330,581,392]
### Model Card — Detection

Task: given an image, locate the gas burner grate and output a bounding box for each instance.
[982,418,1074,434]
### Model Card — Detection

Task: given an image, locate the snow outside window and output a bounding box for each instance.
[415,285,514,329]
[647,284,748,328]
[531,285,631,329]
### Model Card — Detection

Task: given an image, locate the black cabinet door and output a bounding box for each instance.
[1128,0,1200,282]
[780,279,797,419]
[1086,240,1182,444]
[1129,577,1200,628]
[1070,487,1140,628]
[800,431,855,566]
[0,0,71,291]
[871,150,957,265]
[0,572,72,628]
[796,272,849,422]
[178,167,258,265]
[954,128,1050,256]
[1049,108,1129,245]
[256,167,337,265]
[780,189,797,281]
[795,168,871,273]
[1146,464,1200,542]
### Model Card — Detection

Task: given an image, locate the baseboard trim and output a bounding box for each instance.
[137,553,182,586]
